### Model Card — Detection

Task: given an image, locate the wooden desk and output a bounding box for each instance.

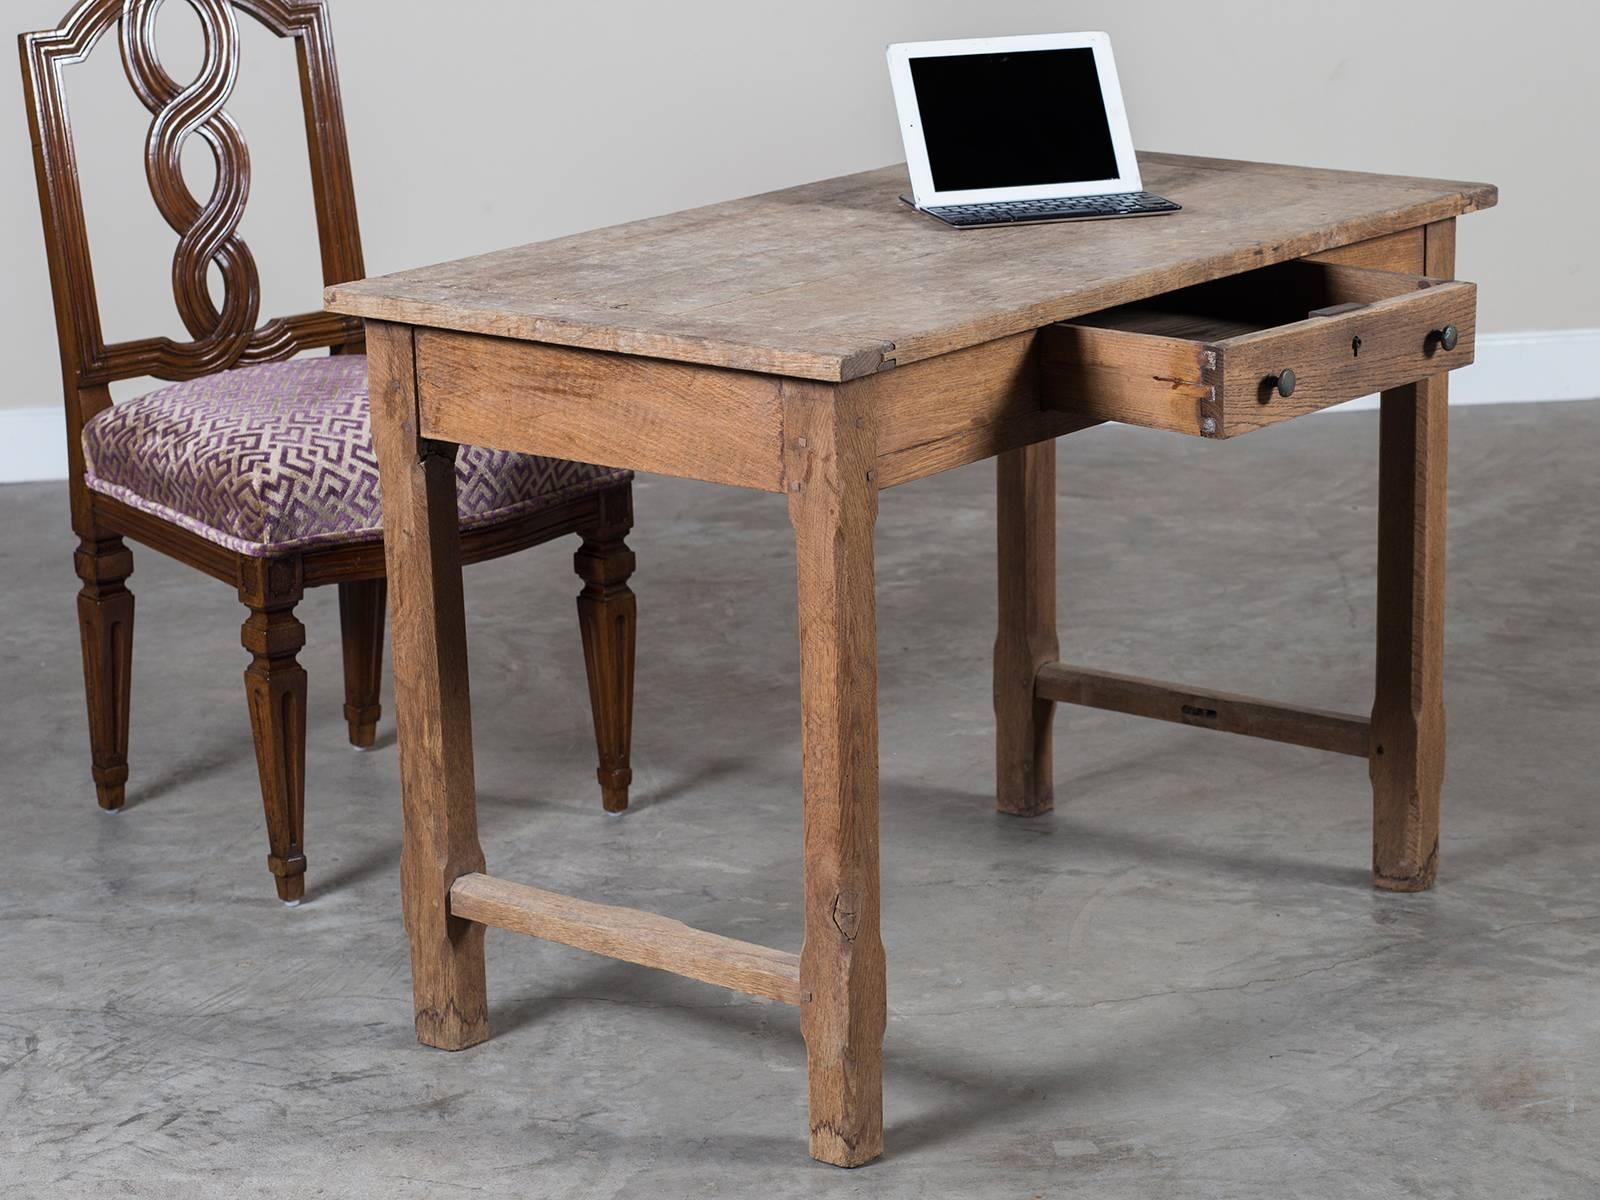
[326,153,1496,1167]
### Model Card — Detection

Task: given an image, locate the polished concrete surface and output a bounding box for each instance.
[2,401,1596,1198]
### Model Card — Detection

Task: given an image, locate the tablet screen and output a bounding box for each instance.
[908,47,1121,192]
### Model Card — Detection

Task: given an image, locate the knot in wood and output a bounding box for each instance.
[830,890,860,941]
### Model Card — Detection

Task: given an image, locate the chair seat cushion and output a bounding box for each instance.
[82,355,629,557]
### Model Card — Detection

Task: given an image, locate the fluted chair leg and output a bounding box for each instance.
[75,535,135,811]
[575,492,637,814]
[240,558,308,904]
[339,579,386,749]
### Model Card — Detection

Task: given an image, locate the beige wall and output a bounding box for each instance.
[3,0,1595,413]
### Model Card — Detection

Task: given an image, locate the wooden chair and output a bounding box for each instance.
[19,0,638,904]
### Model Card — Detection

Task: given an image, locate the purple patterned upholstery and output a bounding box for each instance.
[83,355,629,556]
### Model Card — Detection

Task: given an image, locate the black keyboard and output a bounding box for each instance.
[925,191,1181,228]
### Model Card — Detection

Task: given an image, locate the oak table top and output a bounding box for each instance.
[326,152,1495,383]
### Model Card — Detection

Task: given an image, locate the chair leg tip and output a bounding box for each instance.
[96,784,125,811]
[274,873,306,905]
[601,787,630,814]
[347,721,378,750]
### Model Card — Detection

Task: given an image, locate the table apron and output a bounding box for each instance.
[411,326,1099,493]
[414,327,791,490]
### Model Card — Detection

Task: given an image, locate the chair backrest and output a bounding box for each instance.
[19,0,366,401]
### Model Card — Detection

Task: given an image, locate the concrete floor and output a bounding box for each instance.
[1,400,1596,1198]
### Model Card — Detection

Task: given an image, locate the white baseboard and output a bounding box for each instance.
[1323,328,1600,413]
[1,330,1596,485]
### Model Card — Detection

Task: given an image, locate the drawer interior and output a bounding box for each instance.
[1067,260,1445,343]
[1042,259,1476,438]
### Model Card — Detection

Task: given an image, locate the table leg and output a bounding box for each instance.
[994,442,1059,816]
[1370,376,1447,891]
[1370,218,1452,893]
[786,383,886,1168]
[367,320,490,1048]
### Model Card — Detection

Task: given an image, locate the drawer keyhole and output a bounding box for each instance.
[1351,335,1362,358]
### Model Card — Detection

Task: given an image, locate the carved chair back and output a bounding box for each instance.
[19,0,366,522]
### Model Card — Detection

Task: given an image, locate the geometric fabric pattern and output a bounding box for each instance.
[83,355,630,557]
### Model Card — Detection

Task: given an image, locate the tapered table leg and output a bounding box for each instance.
[994,442,1059,817]
[1370,219,1452,893]
[785,381,886,1168]
[1371,376,1447,891]
[367,320,490,1048]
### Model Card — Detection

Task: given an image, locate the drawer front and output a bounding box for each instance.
[1040,262,1477,438]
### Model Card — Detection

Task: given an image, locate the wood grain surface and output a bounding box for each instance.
[416,330,787,490]
[994,443,1060,816]
[784,380,887,1167]
[366,320,491,1050]
[1369,219,1455,892]
[1035,663,1371,758]
[449,874,801,1004]
[867,332,1094,487]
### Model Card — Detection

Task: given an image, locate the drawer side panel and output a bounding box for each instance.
[1038,325,1221,438]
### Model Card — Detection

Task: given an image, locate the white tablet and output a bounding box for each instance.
[886,32,1143,209]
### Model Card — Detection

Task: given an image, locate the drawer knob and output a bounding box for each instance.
[1431,324,1460,353]
[1264,368,1296,400]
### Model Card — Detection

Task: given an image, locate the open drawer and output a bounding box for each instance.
[1038,261,1476,438]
